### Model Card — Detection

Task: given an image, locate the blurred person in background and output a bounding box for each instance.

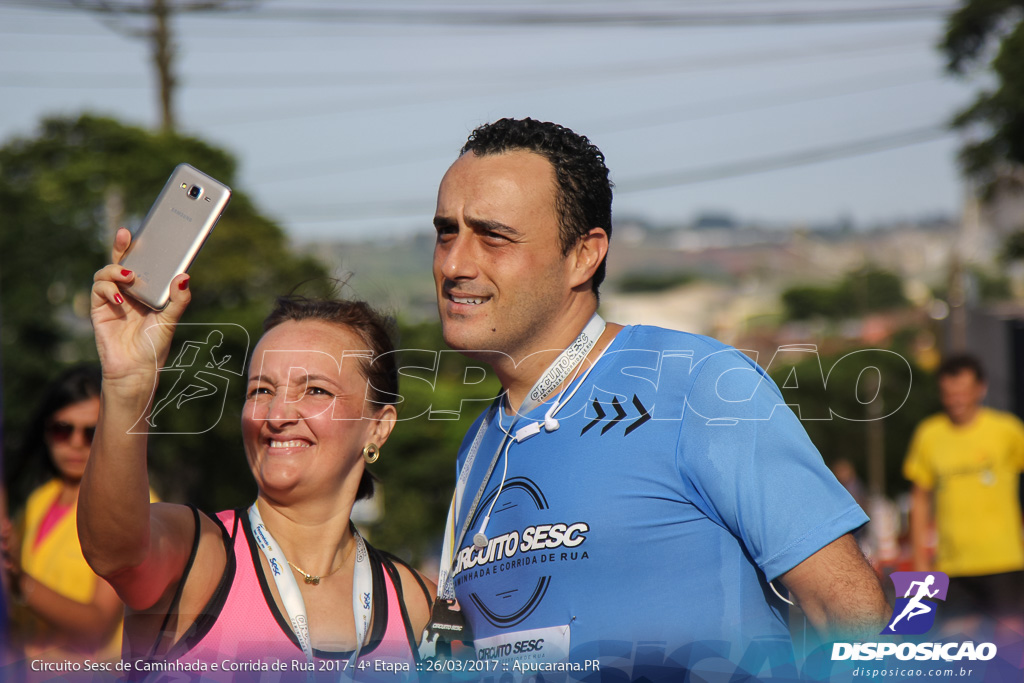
[1,486,17,667]
[831,458,866,509]
[0,364,134,663]
[903,354,1024,634]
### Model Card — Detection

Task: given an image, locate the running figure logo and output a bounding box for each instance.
[129,323,249,434]
[881,571,949,635]
[148,330,231,427]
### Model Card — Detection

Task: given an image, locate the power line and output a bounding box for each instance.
[585,68,942,139]
[197,39,926,126]
[0,73,150,88]
[234,5,953,27]
[252,66,939,184]
[278,123,953,222]
[3,1,956,27]
[0,27,931,91]
[618,125,951,192]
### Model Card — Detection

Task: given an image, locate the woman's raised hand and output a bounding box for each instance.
[91,228,192,390]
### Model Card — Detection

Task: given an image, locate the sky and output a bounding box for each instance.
[0,0,983,242]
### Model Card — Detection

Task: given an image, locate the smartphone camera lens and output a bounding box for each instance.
[188,185,202,200]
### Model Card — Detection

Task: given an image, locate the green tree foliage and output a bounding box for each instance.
[1,113,501,566]
[1002,229,1024,260]
[1,114,329,511]
[769,348,938,498]
[780,286,840,321]
[931,264,1012,302]
[781,266,908,321]
[617,271,695,293]
[943,0,1024,184]
[369,320,502,564]
[971,266,1013,300]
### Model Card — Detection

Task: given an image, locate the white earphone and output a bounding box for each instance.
[543,409,560,433]
[472,348,605,550]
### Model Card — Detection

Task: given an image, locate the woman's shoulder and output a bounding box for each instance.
[24,478,62,509]
[123,503,232,613]
[371,546,434,633]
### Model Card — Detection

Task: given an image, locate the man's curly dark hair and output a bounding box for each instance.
[461,117,613,295]
[937,353,985,383]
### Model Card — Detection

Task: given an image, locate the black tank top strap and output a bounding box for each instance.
[149,507,238,661]
[374,546,432,659]
[145,504,203,660]
[378,548,433,610]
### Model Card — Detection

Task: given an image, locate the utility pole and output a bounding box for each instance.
[948,254,967,352]
[949,182,982,352]
[152,0,176,132]
[865,371,886,498]
[68,1,255,133]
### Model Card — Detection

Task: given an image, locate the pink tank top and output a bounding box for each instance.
[159,510,420,682]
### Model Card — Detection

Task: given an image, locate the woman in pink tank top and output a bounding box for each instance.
[79,229,434,680]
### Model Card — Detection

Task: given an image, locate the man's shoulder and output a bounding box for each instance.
[609,325,768,407]
[979,406,1024,433]
[980,405,1022,420]
[913,408,1024,439]
[618,324,739,358]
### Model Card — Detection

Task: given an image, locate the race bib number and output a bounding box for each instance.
[473,625,571,665]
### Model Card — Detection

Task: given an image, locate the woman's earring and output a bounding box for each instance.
[362,443,380,464]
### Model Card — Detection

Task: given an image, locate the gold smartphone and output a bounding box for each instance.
[119,164,232,310]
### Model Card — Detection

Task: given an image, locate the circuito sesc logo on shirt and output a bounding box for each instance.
[454,477,591,630]
[880,571,949,636]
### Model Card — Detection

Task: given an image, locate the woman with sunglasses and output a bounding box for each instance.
[1,364,145,663]
[77,229,433,677]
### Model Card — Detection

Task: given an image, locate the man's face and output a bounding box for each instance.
[938,369,985,425]
[433,150,577,360]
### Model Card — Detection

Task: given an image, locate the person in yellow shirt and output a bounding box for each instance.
[1,365,154,666]
[903,354,1024,631]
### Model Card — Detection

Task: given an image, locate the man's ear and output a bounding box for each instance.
[568,227,609,289]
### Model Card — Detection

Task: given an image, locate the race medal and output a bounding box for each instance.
[419,599,472,661]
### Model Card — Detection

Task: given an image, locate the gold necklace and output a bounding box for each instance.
[255,500,353,586]
[287,560,343,586]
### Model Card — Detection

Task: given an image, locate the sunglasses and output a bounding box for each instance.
[46,421,97,445]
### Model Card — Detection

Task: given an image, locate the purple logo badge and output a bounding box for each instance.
[881,571,949,635]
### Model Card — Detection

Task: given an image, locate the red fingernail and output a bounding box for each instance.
[179,278,189,290]
[114,293,124,305]
[121,269,132,277]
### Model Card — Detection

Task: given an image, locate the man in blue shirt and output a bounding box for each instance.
[431,117,888,680]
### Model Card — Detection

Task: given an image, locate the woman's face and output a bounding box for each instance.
[242,320,395,501]
[46,397,100,483]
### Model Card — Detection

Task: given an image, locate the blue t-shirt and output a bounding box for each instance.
[449,325,867,679]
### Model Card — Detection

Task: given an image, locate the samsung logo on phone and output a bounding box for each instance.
[171,207,193,223]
